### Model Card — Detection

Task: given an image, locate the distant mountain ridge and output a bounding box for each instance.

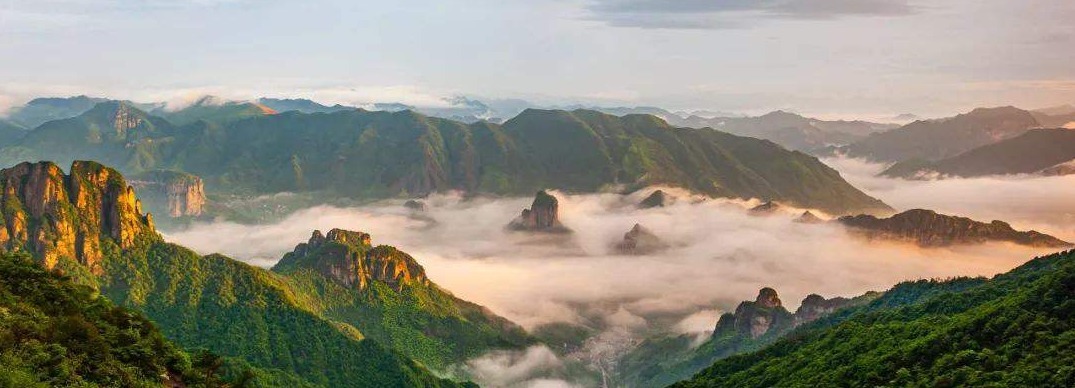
[668,110,896,151]
[0,102,892,215]
[833,106,1041,163]
[881,128,1075,179]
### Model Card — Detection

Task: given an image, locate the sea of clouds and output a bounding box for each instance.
[162,159,1075,387]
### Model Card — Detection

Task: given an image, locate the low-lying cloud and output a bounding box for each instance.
[164,183,1063,386]
[825,156,1075,241]
[166,188,1051,330]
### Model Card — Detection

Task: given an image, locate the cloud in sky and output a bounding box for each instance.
[585,0,917,29]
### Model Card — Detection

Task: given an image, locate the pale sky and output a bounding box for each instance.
[2,0,1074,118]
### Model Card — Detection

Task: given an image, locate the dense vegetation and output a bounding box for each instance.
[0,101,890,215]
[0,251,242,387]
[672,249,1075,387]
[97,238,475,388]
[272,229,533,370]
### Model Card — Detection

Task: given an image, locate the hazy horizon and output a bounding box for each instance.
[3,0,1074,119]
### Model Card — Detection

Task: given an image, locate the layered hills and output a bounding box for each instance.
[832,106,1040,163]
[882,128,1075,178]
[0,101,891,215]
[0,160,529,387]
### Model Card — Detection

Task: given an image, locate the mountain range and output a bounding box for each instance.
[668,110,896,151]
[0,99,892,215]
[882,128,1075,179]
[0,160,531,386]
[837,209,1072,248]
[831,106,1042,163]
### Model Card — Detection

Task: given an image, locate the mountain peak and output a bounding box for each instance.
[507,190,572,233]
[273,228,428,292]
[755,287,782,308]
[0,161,156,273]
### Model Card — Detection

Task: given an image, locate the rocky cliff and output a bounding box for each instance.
[714,288,861,340]
[837,209,1072,248]
[638,190,669,208]
[507,190,572,233]
[129,170,206,217]
[273,228,431,292]
[614,223,669,255]
[0,161,155,273]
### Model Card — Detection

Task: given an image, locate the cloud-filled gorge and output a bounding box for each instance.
[161,170,1068,386]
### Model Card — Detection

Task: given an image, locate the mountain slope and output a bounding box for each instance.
[0,101,177,172]
[2,103,890,215]
[155,96,277,125]
[0,160,479,387]
[0,252,197,387]
[618,288,873,387]
[882,128,1075,178]
[672,248,1075,387]
[834,106,1040,163]
[272,229,533,370]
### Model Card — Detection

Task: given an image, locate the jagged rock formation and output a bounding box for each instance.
[715,288,860,340]
[639,189,669,208]
[715,288,792,339]
[749,201,781,215]
[614,223,669,255]
[507,190,572,233]
[0,161,155,273]
[129,170,206,217]
[794,294,854,325]
[274,228,430,292]
[794,211,824,224]
[838,209,1072,248]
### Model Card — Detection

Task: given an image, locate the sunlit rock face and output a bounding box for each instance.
[273,228,430,292]
[130,170,206,217]
[838,209,1073,248]
[507,190,572,233]
[0,161,155,274]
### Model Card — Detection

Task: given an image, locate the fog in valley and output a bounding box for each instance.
[161,161,1075,386]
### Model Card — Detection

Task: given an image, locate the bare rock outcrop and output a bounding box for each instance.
[0,161,156,273]
[507,190,572,233]
[273,228,431,292]
[614,223,669,255]
[130,170,206,217]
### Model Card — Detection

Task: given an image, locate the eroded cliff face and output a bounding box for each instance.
[838,209,1072,248]
[130,171,206,217]
[0,161,155,273]
[273,228,430,292]
[507,190,572,233]
[714,288,859,340]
